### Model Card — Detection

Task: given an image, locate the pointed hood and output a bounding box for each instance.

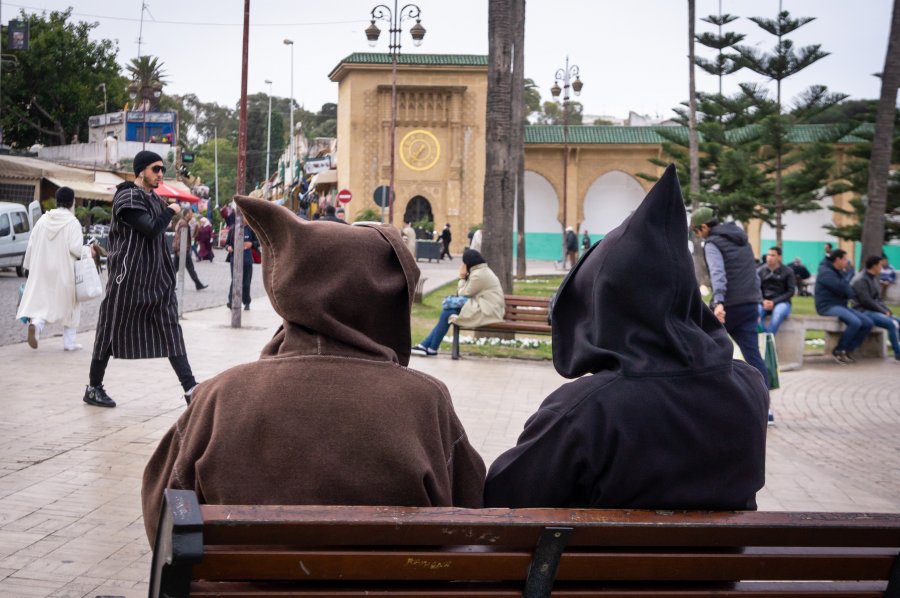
[235,197,420,365]
[551,164,732,378]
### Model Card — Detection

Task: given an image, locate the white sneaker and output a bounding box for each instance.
[63,344,83,352]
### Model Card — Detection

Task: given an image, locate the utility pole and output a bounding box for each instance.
[231,0,250,328]
[283,39,294,187]
[265,79,273,194]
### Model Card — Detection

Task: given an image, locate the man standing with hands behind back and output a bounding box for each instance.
[84,151,199,408]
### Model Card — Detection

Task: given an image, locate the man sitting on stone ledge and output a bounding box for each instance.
[483,165,768,511]
[815,249,874,365]
[141,197,486,545]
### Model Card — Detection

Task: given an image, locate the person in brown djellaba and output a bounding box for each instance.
[141,196,486,544]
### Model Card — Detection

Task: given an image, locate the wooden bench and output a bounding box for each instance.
[451,295,551,360]
[774,315,887,370]
[148,489,900,597]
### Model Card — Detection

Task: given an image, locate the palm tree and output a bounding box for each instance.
[482,0,517,292]
[126,55,168,111]
[862,0,900,260]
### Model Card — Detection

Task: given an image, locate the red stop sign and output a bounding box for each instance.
[337,189,352,203]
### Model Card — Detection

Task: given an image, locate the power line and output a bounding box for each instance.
[3,3,360,27]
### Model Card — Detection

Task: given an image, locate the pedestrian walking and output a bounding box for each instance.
[172,209,208,290]
[225,214,259,310]
[692,207,770,421]
[581,229,591,254]
[565,226,578,268]
[439,223,453,260]
[84,151,200,409]
[196,217,214,262]
[16,187,86,351]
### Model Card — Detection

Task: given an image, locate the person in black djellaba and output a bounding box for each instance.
[484,165,768,511]
[84,151,199,408]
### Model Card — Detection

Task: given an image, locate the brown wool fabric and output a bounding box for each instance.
[240,197,419,365]
[141,197,486,544]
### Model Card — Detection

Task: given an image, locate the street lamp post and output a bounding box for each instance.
[365,1,426,226]
[283,39,294,187]
[550,56,583,263]
[265,79,273,194]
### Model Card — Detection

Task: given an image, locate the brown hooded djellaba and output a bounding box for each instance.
[141,197,486,544]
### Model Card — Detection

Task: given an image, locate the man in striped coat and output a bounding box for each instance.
[84,151,199,408]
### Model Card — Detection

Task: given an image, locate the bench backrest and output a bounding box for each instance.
[150,490,900,598]
[503,294,550,324]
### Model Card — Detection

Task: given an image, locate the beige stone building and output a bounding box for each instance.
[329,53,488,239]
[328,53,892,266]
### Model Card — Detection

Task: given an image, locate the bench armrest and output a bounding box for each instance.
[148,489,204,598]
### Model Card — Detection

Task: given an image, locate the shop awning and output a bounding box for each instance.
[45,176,121,201]
[156,181,200,203]
[310,169,337,186]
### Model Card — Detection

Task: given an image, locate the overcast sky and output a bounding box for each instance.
[2,1,894,120]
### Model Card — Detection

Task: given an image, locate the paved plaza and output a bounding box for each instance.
[0,258,898,597]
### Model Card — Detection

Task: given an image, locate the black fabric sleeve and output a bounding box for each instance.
[120,206,175,238]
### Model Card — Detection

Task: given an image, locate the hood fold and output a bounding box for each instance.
[551,164,733,378]
[235,196,420,365]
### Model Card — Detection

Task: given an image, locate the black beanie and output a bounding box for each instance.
[133,150,164,175]
[463,248,486,269]
[55,186,75,208]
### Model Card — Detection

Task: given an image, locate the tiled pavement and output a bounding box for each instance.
[0,260,898,597]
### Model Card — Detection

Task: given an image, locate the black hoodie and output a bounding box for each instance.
[483,165,768,510]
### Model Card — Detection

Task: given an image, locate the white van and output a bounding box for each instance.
[0,201,40,277]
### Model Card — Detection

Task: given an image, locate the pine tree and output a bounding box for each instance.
[733,8,841,246]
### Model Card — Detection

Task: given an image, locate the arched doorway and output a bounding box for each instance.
[582,170,646,238]
[403,195,434,238]
[517,171,562,260]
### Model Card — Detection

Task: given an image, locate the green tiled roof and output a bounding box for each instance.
[337,53,488,66]
[525,124,871,145]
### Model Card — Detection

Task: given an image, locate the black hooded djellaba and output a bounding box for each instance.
[484,165,768,510]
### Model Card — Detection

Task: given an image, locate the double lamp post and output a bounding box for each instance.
[365,1,426,225]
[551,57,583,260]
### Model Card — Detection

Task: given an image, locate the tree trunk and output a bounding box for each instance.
[512,0,527,280]
[687,0,709,286]
[231,0,251,328]
[862,0,900,260]
[482,0,515,293]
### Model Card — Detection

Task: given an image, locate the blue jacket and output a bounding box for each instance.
[814,262,854,313]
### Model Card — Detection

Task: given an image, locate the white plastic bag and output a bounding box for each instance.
[75,245,103,302]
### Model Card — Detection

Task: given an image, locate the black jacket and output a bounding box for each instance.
[704,223,762,306]
[758,263,796,304]
[483,165,768,511]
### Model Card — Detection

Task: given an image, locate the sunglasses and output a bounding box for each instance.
[151,165,166,174]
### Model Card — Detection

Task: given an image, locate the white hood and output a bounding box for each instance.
[42,208,78,240]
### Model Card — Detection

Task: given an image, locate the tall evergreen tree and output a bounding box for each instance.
[694,5,745,96]
[733,8,836,246]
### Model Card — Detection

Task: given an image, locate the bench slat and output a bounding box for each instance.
[192,549,896,583]
[200,507,900,549]
[187,580,890,597]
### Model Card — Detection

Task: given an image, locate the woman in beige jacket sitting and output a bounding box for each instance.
[412,249,505,356]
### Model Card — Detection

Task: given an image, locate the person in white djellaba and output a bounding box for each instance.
[16,187,86,351]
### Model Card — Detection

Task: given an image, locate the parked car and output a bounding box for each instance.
[0,201,39,277]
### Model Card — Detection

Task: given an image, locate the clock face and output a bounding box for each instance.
[399,129,441,171]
